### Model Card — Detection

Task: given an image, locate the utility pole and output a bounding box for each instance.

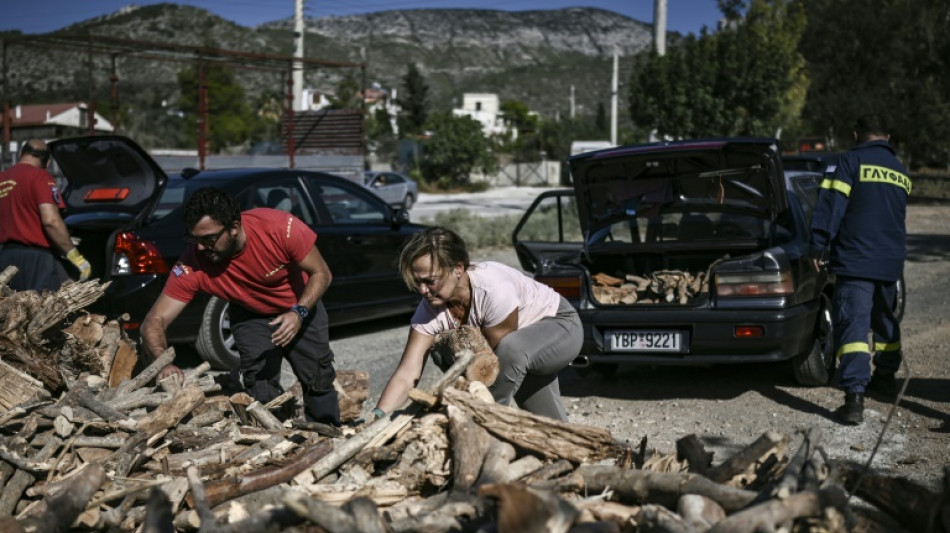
[610,47,618,146]
[654,0,667,56]
[570,85,575,119]
[293,0,305,111]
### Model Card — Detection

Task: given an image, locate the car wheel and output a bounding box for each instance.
[402,193,415,210]
[195,296,240,370]
[576,363,619,380]
[792,293,835,386]
[894,274,906,322]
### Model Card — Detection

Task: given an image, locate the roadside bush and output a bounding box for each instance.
[422,209,520,249]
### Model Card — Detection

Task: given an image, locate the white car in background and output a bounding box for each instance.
[363,170,419,210]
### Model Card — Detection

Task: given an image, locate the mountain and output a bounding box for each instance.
[4,3,672,122]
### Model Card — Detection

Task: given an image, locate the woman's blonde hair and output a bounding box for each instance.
[398,226,470,291]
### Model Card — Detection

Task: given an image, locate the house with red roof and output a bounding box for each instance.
[6,102,115,143]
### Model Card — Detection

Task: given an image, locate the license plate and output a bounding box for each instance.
[605,330,686,352]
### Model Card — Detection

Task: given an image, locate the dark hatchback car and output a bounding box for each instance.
[513,138,903,385]
[49,135,425,369]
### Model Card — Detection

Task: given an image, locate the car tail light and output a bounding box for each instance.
[715,271,794,297]
[535,274,582,299]
[735,325,765,338]
[113,232,169,275]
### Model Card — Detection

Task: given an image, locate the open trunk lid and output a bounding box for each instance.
[568,138,786,239]
[49,135,167,224]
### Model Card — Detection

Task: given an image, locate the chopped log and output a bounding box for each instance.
[480,483,580,533]
[771,426,820,498]
[284,490,361,533]
[246,401,284,430]
[0,360,49,415]
[638,503,699,533]
[344,496,388,533]
[290,419,343,438]
[675,434,712,475]
[109,339,139,388]
[389,498,481,533]
[706,487,849,533]
[203,439,333,508]
[0,436,61,516]
[507,455,545,482]
[408,388,439,407]
[447,404,494,492]
[135,384,205,438]
[522,459,575,485]
[185,465,216,531]
[443,387,618,463]
[476,438,517,486]
[553,465,758,513]
[677,494,726,530]
[16,463,106,533]
[140,488,174,533]
[335,369,369,423]
[593,272,624,287]
[111,346,176,398]
[429,325,499,386]
[705,430,786,485]
[836,462,949,533]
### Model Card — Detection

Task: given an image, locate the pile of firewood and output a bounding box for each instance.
[1,269,948,533]
[592,270,710,305]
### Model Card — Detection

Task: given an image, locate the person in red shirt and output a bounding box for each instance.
[141,187,339,425]
[0,138,91,291]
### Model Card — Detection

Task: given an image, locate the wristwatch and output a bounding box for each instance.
[291,304,309,321]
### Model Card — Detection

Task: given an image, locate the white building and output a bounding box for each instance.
[452,93,511,138]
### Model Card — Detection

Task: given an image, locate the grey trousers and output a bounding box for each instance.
[489,297,582,421]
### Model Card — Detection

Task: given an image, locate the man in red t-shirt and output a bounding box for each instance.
[141,187,339,425]
[0,139,92,291]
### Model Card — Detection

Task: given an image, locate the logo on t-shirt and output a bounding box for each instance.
[171,263,191,277]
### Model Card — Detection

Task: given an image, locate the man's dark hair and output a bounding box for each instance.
[20,142,50,166]
[184,187,241,229]
[854,114,889,142]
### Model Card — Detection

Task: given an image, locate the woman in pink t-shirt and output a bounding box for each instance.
[374,227,582,421]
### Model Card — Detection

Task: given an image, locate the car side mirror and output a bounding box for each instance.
[392,208,410,226]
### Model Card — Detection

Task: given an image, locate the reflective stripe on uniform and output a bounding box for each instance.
[859,164,912,194]
[836,341,869,359]
[820,178,852,197]
[874,341,901,352]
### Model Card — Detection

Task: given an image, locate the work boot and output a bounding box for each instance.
[868,371,899,398]
[834,393,864,425]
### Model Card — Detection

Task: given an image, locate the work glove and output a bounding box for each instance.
[66,248,92,281]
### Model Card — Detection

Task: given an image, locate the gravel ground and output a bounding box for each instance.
[328,201,950,491]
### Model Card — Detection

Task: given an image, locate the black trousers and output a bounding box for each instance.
[230,301,340,426]
[0,243,69,292]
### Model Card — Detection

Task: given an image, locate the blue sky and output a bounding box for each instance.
[1,0,725,35]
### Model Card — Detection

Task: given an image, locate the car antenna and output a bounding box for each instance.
[181,168,201,179]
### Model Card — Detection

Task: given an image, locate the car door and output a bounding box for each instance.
[304,175,415,321]
[512,189,584,274]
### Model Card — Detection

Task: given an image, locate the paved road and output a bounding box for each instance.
[411,185,557,221]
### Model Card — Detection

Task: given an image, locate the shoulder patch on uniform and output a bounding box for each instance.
[823,164,836,174]
[171,263,191,277]
[51,186,62,205]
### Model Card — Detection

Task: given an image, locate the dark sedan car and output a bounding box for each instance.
[49,135,425,369]
[513,138,903,385]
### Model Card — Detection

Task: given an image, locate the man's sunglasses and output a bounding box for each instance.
[185,226,229,247]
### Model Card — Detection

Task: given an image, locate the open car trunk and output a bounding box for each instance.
[49,135,168,282]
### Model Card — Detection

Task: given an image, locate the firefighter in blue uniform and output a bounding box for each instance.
[809,114,910,425]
